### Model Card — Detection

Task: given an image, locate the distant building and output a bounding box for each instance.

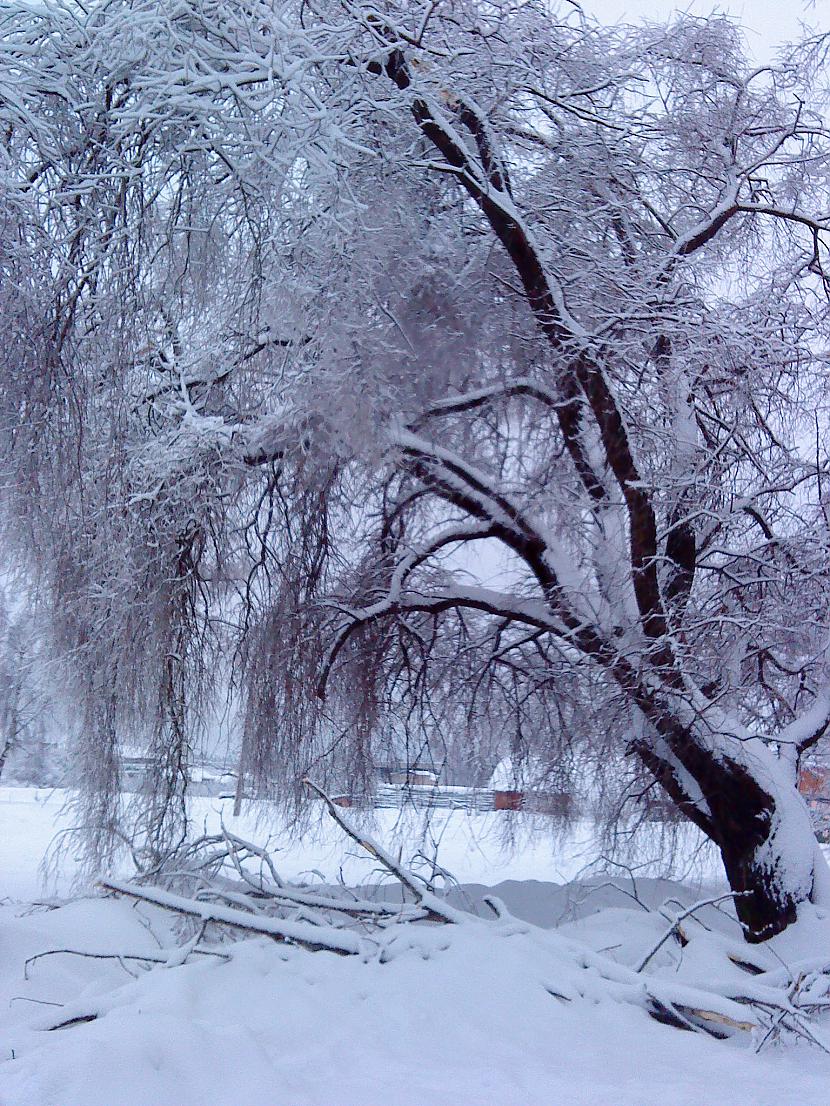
[118,748,236,796]
[388,766,439,787]
[799,766,830,840]
[798,765,830,804]
[120,747,153,790]
[487,756,572,816]
[334,757,571,814]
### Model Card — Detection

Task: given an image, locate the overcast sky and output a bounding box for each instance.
[583,0,823,61]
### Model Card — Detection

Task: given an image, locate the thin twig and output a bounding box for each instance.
[635,893,748,973]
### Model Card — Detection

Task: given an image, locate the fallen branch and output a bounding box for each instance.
[49,1012,98,1031]
[218,821,285,890]
[79,790,830,1055]
[100,879,366,956]
[682,1005,755,1035]
[303,778,465,924]
[635,893,748,973]
[25,945,228,981]
[199,880,429,922]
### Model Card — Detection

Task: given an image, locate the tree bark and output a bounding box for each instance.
[643,734,823,942]
[706,770,799,942]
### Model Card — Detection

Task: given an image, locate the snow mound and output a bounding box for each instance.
[3,887,830,1106]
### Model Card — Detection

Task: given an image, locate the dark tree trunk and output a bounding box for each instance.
[718,829,799,943]
[646,739,813,942]
[377,35,829,946]
[699,760,804,941]
[711,791,798,942]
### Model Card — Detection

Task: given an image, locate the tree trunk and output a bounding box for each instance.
[0,736,10,780]
[232,762,246,818]
[647,733,827,942]
[712,785,800,943]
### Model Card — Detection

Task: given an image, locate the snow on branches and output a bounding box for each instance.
[2,1,830,938]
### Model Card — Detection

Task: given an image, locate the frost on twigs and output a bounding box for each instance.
[4,0,830,943]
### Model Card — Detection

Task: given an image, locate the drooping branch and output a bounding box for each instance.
[629,737,716,840]
[776,687,830,755]
[317,584,566,697]
[417,378,606,503]
[392,428,557,584]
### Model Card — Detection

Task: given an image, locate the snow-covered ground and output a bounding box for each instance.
[0,786,724,900]
[2,786,830,1105]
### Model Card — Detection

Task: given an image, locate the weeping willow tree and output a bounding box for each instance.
[3,0,830,938]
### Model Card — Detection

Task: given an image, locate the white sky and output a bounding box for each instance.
[583,0,825,61]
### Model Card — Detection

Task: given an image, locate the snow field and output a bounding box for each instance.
[2,787,830,1105]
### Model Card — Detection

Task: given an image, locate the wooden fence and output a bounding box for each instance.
[334,783,571,815]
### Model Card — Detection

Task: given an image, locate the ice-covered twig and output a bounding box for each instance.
[218,820,285,889]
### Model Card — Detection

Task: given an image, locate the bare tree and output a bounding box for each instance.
[2,1,830,939]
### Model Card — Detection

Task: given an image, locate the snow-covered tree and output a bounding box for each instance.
[2,0,830,939]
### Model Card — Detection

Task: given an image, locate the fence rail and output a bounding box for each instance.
[335,784,571,815]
